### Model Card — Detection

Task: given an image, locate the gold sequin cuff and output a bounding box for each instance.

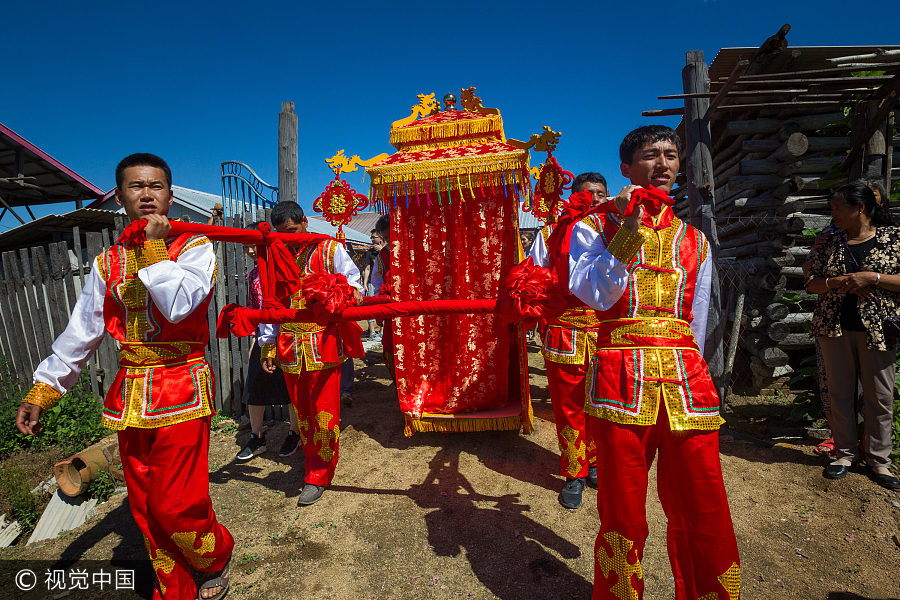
[138,239,170,268]
[261,343,277,360]
[22,382,62,410]
[606,226,645,264]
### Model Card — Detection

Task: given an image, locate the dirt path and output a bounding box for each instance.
[3,345,899,599]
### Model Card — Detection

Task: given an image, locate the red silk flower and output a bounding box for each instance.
[117,219,149,246]
[498,258,567,326]
[301,272,358,322]
[562,190,593,221]
[623,186,672,217]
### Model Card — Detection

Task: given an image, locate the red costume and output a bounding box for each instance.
[529,224,597,479]
[24,234,233,600]
[259,238,361,486]
[568,208,740,600]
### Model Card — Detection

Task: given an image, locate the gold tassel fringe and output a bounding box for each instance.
[390,114,503,148]
[404,414,524,437]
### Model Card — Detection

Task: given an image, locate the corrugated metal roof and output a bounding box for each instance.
[27,490,98,545]
[0,122,104,208]
[518,202,542,230]
[0,207,119,250]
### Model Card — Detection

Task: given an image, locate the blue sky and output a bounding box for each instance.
[1,1,894,231]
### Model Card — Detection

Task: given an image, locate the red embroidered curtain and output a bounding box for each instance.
[390,188,522,419]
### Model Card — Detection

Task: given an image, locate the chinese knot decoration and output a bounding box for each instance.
[313,177,369,242]
[526,154,573,224]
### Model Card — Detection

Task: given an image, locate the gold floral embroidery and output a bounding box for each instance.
[698,562,741,600]
[596,531,643,600]
[559,425,586,478]
[171,531,217,570]
[143,535,175,595]
[312,411,340,463]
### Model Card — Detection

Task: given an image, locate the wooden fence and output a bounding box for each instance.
[0,211,286,418]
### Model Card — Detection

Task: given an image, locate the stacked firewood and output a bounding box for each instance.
[674,109,898,390]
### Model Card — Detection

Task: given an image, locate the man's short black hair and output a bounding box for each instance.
[115,153,172,189]
[572,172,608,193]
[619,125,683,164]
[270,201,305,227]
[375,214,390,235]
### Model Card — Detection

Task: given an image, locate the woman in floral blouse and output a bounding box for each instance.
[805,181,900,490]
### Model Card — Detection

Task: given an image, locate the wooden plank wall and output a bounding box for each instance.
[0,211,276,418]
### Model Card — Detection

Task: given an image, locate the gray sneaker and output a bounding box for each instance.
[559,477,586,509]
[236,434,266,461]
[297,483,326,506]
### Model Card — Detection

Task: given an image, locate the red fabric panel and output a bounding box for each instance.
[390,187,519,418]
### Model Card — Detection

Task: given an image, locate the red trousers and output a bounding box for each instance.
[546,361,596,478]
[283,365,341,486]
[119,417,233,600]
[588,404,740,600]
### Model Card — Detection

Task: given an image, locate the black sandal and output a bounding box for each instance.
[197,558,231,600]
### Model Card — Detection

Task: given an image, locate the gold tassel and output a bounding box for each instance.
[403,414,524,436]
[389,114,504,147]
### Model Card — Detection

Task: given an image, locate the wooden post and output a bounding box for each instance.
[279,101,299,204]
[864,100,887,179]
[683,50,726,405]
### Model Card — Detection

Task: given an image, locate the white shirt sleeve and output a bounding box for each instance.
[333,243,363,292]
[528,230,549,268]
[32,263,107,394]
[690,242,712,356]
[138,239,216,323]
[257,322,279,345]
[568,220,630,311]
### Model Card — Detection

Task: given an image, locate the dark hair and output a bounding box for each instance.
[572,172,608,193]
[833,181,893,226]
[520,230,535,241]
[270,201,305,226]
[115,153,172,189]
[619,125,682,164]
[375,214,390,235]
[862,177,889,207]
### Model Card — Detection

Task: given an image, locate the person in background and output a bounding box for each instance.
[363,230,385,341]
[805,181,900,491]
[236,239,297,461]
[258,202,363,506]
[527,172,609,509]
[520,230,535,255]
[803,177,890,457]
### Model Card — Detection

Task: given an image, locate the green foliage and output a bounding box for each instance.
[0,358,109,457]
[802,228,821,238]
[85,467,119,503]
[0,465,40,532]
[786,354,821,423]
[210,413,229,429]
[850,70,886,77]
[781,292,804,311]
[815,158,849,192]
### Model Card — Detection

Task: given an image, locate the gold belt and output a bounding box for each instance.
[595,317,699,351]
[119,342,206,368]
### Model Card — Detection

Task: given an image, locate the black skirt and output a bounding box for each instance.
[243,342,291,406]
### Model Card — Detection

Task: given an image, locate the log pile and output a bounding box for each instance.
[647,31,900,393]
